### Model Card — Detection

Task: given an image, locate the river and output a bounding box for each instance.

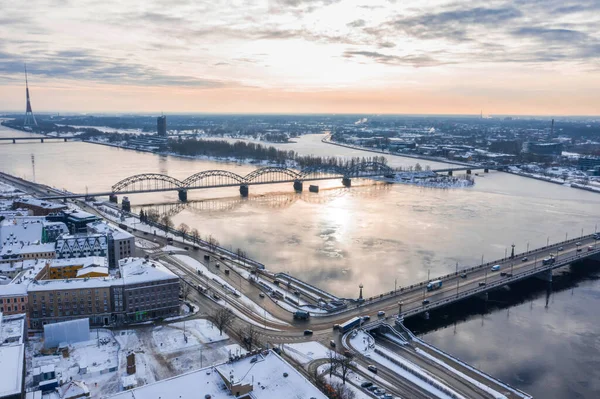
[1,122,600,398]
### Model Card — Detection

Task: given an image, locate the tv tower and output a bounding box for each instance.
[23,63,37,127]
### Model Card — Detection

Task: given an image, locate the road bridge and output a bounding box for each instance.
[0,136,74,143]
[432,164,518,175]
[39,161,397,203]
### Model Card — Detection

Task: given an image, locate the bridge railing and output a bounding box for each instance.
[359,233,599,307]
[400,247,600,319]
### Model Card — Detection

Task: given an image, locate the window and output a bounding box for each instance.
[20,297,24,302]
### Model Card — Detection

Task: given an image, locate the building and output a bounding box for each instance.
[12,198,66,216]
[107,350,327,399]
[54,234,108,261]
[47,210,100,234]
[27,277,113,328]
[157,115,167,136]
[527,142,563,156]
[86,221,135,268]
[0,243,56,265]
[578,156,600,171]
[46,257,107,280]
[489,140,522,155]
[116,257,179,323]
[0,285,28,317]
[0,313,27,399]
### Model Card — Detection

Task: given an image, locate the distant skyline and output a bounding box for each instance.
[0,0,599,115]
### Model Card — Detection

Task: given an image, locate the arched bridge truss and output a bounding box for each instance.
[111,162,395,193]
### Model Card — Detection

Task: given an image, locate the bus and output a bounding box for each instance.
[339,316,362,334]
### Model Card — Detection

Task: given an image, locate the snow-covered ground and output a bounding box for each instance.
[283,341,334,366]
[377,172,475,189]
[0,181,21,196]
[152,319,228,354]
[508,165,600,193]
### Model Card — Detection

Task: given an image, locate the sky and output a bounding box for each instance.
[0,0,599,115]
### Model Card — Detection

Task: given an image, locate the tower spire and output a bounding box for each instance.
[24,63,38,127]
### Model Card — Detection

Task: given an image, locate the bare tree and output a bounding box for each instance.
[181,281,191,301]
[179,223,189,240]
[327,350,339,378]
[209,307,235,336]
[206,234,220,251]
[415,163,422,172]
[146,209,160,223]
[331,381,356,399]
[337,355,353,384]
[160,214,173,235]
[237,324,261,351]
[191,228,200,244]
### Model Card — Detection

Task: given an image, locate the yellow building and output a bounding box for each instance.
[47,257,108,280]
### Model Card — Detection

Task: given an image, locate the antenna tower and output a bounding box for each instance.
[24,63,38,127]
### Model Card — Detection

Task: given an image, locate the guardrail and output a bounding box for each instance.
[359,234,600,308]
[400,247,600,319]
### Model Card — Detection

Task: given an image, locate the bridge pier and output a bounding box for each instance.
[122,196,131,212]
[484,168,489,173]
[448,170,453,176]
[64,138,67,142]
[178,189,188,202]
[12,139,15,144]
[109,194,118,203]
[293,180,303,192]
[466,169,472,175]
[535,269,553,282]
[342,177,352,187]
[41,138,44,143]
[239,185,249,197]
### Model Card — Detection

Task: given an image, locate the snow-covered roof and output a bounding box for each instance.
[28,275,115,292]
[119,257,177,284]
[0,242,55,256]
[0,282,28,297]
[62,209,98,221]
[87,220,133,240]
[0,344,24,397]
[49,256,107,269]
[13,197,66,211]
[107,350,327,399]
[59,380,89,399]
[76,266,108,277]
[0,217,45,248]
[0,313,26,345]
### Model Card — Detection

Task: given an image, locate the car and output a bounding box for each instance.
[383,394,394,399]
[193,246,199,250]
[589,246,594,252]
[143,232,148,235]
[500,272,507,277]
[294,290,300,296]
[479,282,486,287]
[259,293,265,298]
[362,315,371,322]
[491,265,500,272]
[330,340,336,347]
[333,324,340,330]
[374,389,385,395]
[184,246,189,250]
[303,329,313,336]
[367,386,378,392]
[377,311,385,317]
[505,273,513,277]
[558,247,564,251]
[367,365,378,373]
[577,247,583,252]
[215,263,220,268]
[521,257,528,262]
[343,350,353,358]
[461,273,467,278]
[360,381,373,388]
[576,242,581,246]
[422,299,430,305]
[168,251,174,255]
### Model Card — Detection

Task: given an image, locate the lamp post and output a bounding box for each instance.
[565,232,568,242]
[394,278,397,294]
[547,237,550,247]
[504,248,507,260]
[511,243,515,259]
[527,242,530,253]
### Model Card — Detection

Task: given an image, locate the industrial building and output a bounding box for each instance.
[11,198,66,216]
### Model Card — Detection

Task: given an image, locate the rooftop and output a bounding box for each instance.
[0,242,56,257]
[0,344,24,397]
[62,209,99,221]
[87,220,133,240]
[14,197,66,210]
[76,265,109,277]
[119,257,178,284]
[48,256,107,269]
[107,350,327,399]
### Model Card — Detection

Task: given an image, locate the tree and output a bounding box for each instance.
[191,228,200,244]
[181,281,191,302]
[139,209,145,223]
[415,163,422,172]
[146,209,160,223]
[331,382,356,399]
[327,350,339,378]
[179,223,189,240]
[237,324,261,351]
[336,355,353,384]
[209,307,235,336]
[160,214,173,235]
[207,234,220,251]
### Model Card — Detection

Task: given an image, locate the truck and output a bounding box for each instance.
[293,310,310,320]
[542,256,556,266]
[426,280,443,291]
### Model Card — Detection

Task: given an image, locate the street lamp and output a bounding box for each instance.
[547,237,550,247]
[527,242,530,253]
[504,248,507,260]
[565,232,568,242]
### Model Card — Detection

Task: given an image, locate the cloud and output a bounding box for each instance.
[378,41,396,48]
[343,50,444,67]
[387,6,523,41]
[0,48,231,88]
[511,27,589,43]
[347,19,366,28]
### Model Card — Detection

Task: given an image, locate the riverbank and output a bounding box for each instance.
[322,135,473,167]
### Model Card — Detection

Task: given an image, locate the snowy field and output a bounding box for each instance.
[152,319,228,354]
